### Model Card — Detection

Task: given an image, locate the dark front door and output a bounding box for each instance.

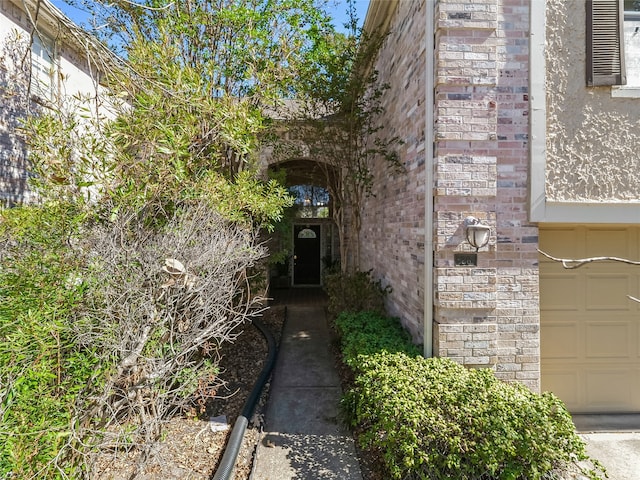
[293,225,321,285]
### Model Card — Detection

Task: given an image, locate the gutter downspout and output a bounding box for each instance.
[424,0,435,358]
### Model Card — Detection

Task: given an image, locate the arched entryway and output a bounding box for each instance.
[267,159,339,288]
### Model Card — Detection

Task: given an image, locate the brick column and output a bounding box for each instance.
[432,0,540,390]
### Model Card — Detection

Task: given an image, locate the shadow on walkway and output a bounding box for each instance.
[251,288,362,480]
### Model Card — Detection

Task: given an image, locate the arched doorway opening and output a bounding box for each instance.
[268,160,339,288]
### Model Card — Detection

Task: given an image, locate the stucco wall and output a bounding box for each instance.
[545,0,640,202]
[359,0,427,342]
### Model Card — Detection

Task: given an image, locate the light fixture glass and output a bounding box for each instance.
[464,216,491,251]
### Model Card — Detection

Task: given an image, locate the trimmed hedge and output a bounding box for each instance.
[335,311,606,480]
[335,310,420,366]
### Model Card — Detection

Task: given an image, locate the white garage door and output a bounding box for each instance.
[540,226,640,413]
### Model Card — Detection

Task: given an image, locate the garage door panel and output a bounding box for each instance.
[585,322,631,358]
[585,229,630,258]
[585,369,636,411]
[541,226,640,413]
[585,274,632,311]
[541,322,579,359]
[539,228,580,258]
[541,370,579,408]
[540,274,580,311]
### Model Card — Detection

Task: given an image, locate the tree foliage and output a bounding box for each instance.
[284,11,404,272]
[1,0,348,477]
[22,0,345,220]
[0,204,95,479]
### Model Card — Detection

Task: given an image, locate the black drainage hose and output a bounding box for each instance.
[211,308,283,480]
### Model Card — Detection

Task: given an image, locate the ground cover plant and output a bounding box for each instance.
[334,311,606,480]
[334,311,420,366]
[324,269,391,317]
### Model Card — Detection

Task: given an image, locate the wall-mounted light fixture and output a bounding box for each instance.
[464,216,491,251]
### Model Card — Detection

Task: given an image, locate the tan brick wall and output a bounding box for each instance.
[362,0,540,391]
[433,0,539,391]
[359,0,427,342]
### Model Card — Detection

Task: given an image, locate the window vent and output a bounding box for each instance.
[587,0,627,86]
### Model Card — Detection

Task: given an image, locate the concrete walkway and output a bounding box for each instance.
[573,415,640,480]
[251,290,640,480]
[251,300,362,480]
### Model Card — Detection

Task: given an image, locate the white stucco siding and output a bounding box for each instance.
[59,48,99,97]
[1,0,107,101]
[0,0,23,37]
[545,0,640,204]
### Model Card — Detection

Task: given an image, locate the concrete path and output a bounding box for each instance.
[573,415,640,480]
[251,305,362,480]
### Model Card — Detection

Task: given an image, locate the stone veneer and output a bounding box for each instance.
[361,0,540,391]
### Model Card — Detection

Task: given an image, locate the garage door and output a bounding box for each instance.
[540,226,640,413]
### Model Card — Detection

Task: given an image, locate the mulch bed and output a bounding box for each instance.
[92,305,285,480]
[92,304,387,480]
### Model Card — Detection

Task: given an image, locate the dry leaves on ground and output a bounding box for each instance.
[92,305,285,480]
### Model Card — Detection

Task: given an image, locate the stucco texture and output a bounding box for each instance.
[545,0,640,202]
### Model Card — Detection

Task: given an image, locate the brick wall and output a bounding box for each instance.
[362,0,540,390]
[433,0,539,390]
[359,0,427,342]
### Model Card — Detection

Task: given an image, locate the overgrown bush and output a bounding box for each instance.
[324,269,390,317]
[80,204,267,445]
[0,201,269,478]
[0,203,98,478]
[335,312,605,480]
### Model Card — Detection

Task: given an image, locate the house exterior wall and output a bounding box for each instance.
[0,1,33,205]
[0,0,104,205]
[432,0,539,390]
[359,0,427,342]
[545,0,640,203]
[363,0,540,390]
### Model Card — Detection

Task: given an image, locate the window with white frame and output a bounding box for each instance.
[31,32,57,98]
[623,1,640,87]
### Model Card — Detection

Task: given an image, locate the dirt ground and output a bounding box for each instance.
[91,305,285,480]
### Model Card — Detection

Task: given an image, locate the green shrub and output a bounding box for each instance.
[332,294,604,479]
[343,353,605,480]
[0,203,99,479]
[324,269,390,317]
[335,311,420,366]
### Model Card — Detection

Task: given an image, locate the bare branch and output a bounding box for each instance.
[111,0,175,11]
[538,249,640,269]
